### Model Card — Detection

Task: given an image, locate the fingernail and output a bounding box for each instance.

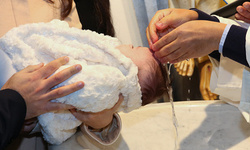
[235,13,240,18]
[152,45,157,51]
[75,64,82,71]
[238,8,243,13]
[38,63,44,67]
[246,4,250,9]
[78,81,84,88]
[153,37,159,44]
[64,56,69,62]
[156,22,163,27]
[151,45,154,50]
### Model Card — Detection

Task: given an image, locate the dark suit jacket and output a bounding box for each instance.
[0,89,26,150]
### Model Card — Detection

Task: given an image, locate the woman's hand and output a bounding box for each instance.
[70,94,124,130]
[152,20,227,64]
[146,8,198,48]
[235,2,250,23]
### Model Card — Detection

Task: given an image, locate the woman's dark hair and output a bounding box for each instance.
[47,0,73,20]
[74,0,115,37]
[48,0,115,37]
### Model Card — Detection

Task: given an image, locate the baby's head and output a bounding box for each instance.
[117,45,168,105]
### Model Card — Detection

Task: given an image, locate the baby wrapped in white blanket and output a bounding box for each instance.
[0,20,142,144]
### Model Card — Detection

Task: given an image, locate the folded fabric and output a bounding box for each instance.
[0,20,142,144]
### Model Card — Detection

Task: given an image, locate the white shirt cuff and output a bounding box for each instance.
[219,24,232,53]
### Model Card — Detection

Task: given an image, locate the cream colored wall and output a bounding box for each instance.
[110,0,143,47]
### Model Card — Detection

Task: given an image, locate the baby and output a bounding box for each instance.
[0,20,167,144]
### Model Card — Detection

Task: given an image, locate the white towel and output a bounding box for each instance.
[0,20,142,144]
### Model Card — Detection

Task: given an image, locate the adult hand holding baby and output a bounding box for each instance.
[1,56,84,120]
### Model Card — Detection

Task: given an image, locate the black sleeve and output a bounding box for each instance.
[222,25,249,67]
[0,89,26,149]
[190,8,220,22]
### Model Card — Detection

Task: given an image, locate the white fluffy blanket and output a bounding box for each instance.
[0,20,142,144]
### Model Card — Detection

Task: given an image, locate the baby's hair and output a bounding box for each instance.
[140,60,168,106]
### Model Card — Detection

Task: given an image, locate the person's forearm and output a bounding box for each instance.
[0,89,26,149]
